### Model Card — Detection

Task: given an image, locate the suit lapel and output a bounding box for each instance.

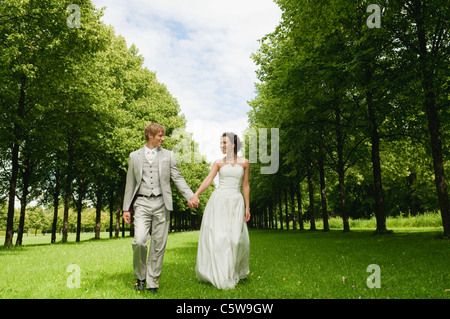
[157,147,163,178]
[137,146,146,181]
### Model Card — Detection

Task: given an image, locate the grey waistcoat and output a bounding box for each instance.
[138,154,162,196]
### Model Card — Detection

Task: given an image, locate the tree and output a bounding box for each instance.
[248,0,449,237]
[401,1,449,236]
[1,1,211,245]
[0,0,113,246]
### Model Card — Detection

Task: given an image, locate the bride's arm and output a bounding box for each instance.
[242,159,251,222]
[193,161,220,199]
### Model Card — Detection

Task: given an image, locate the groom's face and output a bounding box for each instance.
[148,130,165,148]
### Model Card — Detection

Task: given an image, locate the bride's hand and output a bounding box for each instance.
[193,196,200,207]
[244,208,250,222]
[188,196,200,209]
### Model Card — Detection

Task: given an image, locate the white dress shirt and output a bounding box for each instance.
[145,145,157,164]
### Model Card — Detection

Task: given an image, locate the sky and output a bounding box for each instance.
[92,0,281,163]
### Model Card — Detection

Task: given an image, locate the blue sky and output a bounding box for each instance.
[92,0,281,163]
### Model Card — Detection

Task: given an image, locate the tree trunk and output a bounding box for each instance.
[51,169,60,243]
[296,182,304,230]
[75,176,86,242]
[407,173,420,216]
[415,3,450,237]
[289,185,297,230]
[95,186,103,239]
[318,144,329,232]
[109,187,114,238]
[16,151,31,246]
[16,195,27,246]
[284,189,289,230]
[115,191,123,238]
[307,161,316,231]
[264,205,268,228]
[268,201,274,229]
[366,72,388,234]
[273,200,278,230]
[76,204,82,242]
[4,76,26,247]
[62,131,75,243]
[5,141,19,247]
[335,108,350,231]
[116,177,125,237]
[278,192,283,230]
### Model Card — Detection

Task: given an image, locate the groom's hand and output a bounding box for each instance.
[192,197,200,208]
[188,197,200,209]
[123,211,131,224]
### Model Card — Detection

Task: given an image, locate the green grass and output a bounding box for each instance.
[0,227,449,299]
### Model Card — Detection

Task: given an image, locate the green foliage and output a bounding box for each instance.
[0,0,211,245]
[247,0,450,234]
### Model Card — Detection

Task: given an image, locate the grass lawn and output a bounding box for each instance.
[0,227,448,299]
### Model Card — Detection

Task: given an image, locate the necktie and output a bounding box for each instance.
[146,148,155,164]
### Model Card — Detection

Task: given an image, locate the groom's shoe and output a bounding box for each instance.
[146,287,159,294]
[134,279,145,291]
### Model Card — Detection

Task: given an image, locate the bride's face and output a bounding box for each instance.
[220,136,234,155]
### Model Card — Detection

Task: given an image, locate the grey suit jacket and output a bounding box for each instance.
[122,146,194,212]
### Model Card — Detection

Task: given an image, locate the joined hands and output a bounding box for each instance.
[188,196,200,209]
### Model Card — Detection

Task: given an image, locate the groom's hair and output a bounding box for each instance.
[222,132,241,154]
[145,123,165,140]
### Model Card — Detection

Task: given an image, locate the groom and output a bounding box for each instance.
[122,123,199,293]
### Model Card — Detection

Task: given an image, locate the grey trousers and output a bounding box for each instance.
[132,196,170,288]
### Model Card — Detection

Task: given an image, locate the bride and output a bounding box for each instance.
[190,132,250,289]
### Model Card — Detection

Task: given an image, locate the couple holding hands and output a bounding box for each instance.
[122,123,250,293]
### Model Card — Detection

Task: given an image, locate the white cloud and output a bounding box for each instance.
[93,0,281,163]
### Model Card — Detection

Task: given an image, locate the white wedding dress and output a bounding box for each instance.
[195,163,250,289]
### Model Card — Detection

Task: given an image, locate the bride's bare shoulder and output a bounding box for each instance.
[236,157,249,165]
[214,158,226,164]
[213,158,226,168]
